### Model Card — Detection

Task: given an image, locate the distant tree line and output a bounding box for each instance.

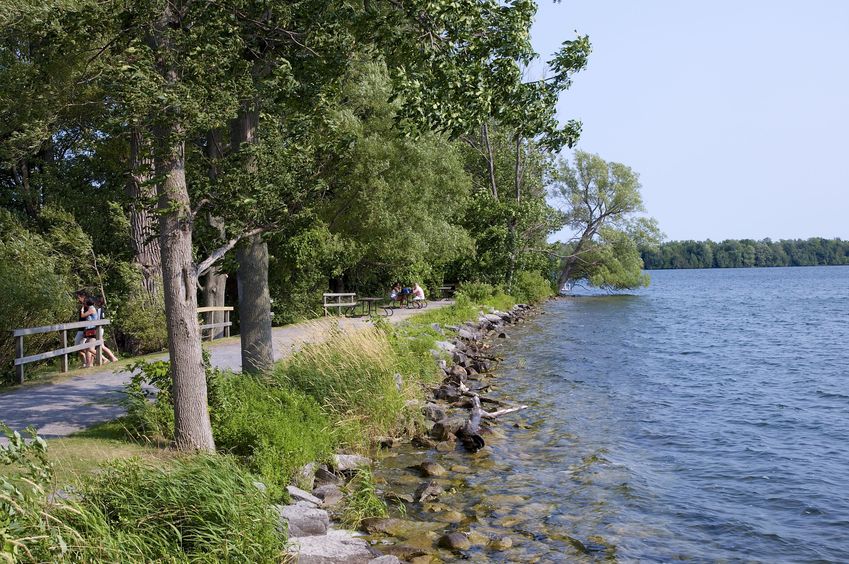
[640,238,849,269]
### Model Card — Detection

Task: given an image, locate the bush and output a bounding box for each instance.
[0,210,76,383]
[510,270,553,305]
[211,375,336,496]
[114,288,168,355]
[121,359,175,441]
[455,280,496,303]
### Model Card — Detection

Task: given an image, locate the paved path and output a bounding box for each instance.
[0,303,450,441]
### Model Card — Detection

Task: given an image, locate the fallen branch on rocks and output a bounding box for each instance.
[481,405,528,419]
[456,395,485,452]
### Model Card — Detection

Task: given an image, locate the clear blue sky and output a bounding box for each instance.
[532,0,849,241]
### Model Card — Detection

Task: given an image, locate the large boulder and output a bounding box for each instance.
[333,454,371,472]
[288,528,376,563]
[277,502,330,537]
[287,485,323,506]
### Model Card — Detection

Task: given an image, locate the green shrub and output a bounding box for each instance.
[121,359,175,441]
[456,280,496,303]
[510,270,554,305]
[114,288,168,355]
[211,375,336,496]
[0,210,76,383]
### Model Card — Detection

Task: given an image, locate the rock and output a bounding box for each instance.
[435,440,456,453]
[379,436,399,449]
[421,403,446,422]
[433,385,460,403]
[497,332,508,339]
[287,485,322,506]
[384,491,415,504]
[451,351,468,366]
[412,435,438,449]
[437,532,471,551]
[313,484,345,507]
[448,364,468,379]
[484,313,503,325]
[409,557,434,564]
[333,454,370,472]
[369,556,402,564]
[434,340,456,353]
[418,461,446,477]
[489,536,513,550]
[252,480,267,493]
[296,462,317,491]
[434,510,464,524]
[457,328,478,341]
[430,417,466,441]
[376,545,428,561]
[362,518,442,538]
[315,466,341,486]
[414,481,443,503]
[288,527,376,563]
[276,502,329,537]
[430,323,444,335]
[466,530,489,546]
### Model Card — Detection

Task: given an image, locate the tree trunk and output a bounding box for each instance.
[231,102,273,373]
[150,3,215,452]
[236,234,273,373]
[126,128,162,299]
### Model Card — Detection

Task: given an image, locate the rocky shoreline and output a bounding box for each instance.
[278,303,539,563]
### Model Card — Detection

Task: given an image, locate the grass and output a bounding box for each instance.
[340,468,388,529]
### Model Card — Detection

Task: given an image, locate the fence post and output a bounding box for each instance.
[224,309,231,338]
[15,335,24,384]
[61,329,69,372]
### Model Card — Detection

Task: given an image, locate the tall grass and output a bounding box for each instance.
[271,325,414,448]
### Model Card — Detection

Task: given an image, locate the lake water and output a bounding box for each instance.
[478,266,849,561]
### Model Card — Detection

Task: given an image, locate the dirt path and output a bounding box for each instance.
[0,303,450,441]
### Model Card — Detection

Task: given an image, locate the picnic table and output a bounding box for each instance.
[358,297,388,317]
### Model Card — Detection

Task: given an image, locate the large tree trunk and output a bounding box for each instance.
[155,128,215,452]
[150,3,215,452]
[126,128,162,298]
[236,235,273,373]
[231,103,273,373]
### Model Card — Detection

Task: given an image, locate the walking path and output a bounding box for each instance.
[0,303,450,441]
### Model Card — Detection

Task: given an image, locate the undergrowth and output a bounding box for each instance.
[340,468,388,529]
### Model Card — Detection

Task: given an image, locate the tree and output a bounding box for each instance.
[551,150,660,290]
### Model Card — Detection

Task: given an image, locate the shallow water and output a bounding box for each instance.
[375,266,849,562]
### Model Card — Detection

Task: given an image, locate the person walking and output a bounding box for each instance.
[74,290,95,367]
[78,295,98,368]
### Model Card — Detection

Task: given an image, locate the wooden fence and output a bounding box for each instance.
[11,319,110,384]
[11,306,234,383]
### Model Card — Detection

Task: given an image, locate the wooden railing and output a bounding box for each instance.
[11,319,110,384]
[198,306,233,341]
[322,293,357,316]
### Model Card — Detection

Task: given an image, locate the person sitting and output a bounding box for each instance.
[412,283,425,301]
[389,283,402,306]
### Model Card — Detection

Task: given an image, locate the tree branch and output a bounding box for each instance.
[196,226,266,276]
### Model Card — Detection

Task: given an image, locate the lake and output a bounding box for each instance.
[471,265,849,561]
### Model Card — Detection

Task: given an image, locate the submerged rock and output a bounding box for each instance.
[414,481,444,503]
[438,532,471,551]
[418,461,447,477]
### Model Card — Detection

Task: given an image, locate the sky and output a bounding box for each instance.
[531,0,849,241]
